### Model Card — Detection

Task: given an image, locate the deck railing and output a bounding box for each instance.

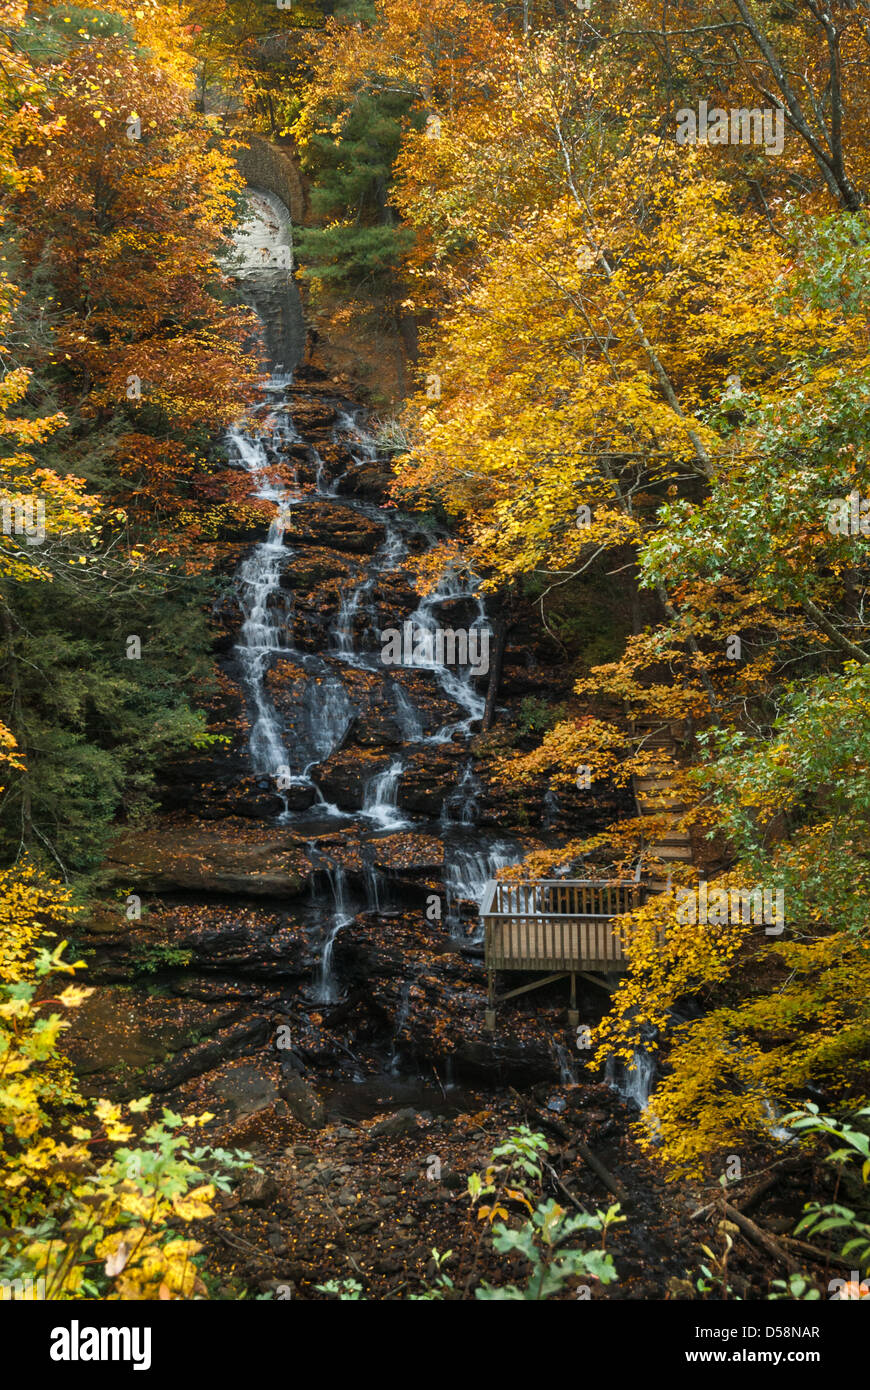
[481,879,644,974]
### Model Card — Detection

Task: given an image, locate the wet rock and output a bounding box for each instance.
[279,1073,327,1130]
[210,593,245,652]
[145,1018,272,1092]
[287,502,385,554]
[285,400,337,432]
[197,775,290,821]
[238,1170,279,1207]
[387,669,461,738]
[128,904,312,980]
[426,594,481,629]
[161,764,289,821]
[369,1108,422,1138]
[211,1064,280,1117]
[339,461,394,502]
[370,573,424,622]
[311,750,391,811]
[398,745,467,815]
[102,822,310,897]
[280,548,357,589]
[316,442,355,471]
[370,833,444,875]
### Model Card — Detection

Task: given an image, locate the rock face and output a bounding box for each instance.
[102,822,310,897]
[233,133,306,224]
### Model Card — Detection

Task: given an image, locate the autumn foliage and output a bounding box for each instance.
[292,0,870,1176]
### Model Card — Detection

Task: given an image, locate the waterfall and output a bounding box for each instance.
[224,188,305,375]
[334,409,379,463]
[444,837,519,938]
[362,759,408,831]
[315,865,354,1004]
[606,1049,657,1111]
[393,685,424,742]
[231,427,295,797]
[332,583,363,656]
[441,762,480,826]
[300,668,355,770]
[552,1041,580,1085]
[224,180,526,1020]
[329,513,405,666]
[405,577,489,741]
[312,449,333,497]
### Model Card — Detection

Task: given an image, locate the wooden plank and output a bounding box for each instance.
[482,877,659,977]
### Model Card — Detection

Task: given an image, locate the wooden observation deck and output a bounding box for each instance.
[480,879,649,1030]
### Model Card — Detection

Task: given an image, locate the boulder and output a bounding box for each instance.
[369,1108,421,1138]
[279,1073,327,1129]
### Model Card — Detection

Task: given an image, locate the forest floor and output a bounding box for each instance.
[186,1073,831,1301]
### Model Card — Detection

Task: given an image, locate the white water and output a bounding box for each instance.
[405,577,490,741]
[362,758,409,831]
[607,1049,657,1111]
[442,762,480,827]
[393,685,424,742]
[231,423,295,793]
[315,864,354,1003]
[444,836,520,939]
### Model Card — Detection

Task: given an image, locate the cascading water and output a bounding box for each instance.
[332,583,363,656]
[313,863,354,1003]
[226,181,526,1045]
[393,685,424,742]
[442,762,480,827]
[606,1049,657,1111]
[444,837,520,939]
[388,966,424,1074]
[404,577,490,742]
[552,1041,580,1085]
[329,512,406,666]
[362,759,408,831]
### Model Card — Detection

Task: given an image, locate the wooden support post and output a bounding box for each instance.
[485,970,496,1032]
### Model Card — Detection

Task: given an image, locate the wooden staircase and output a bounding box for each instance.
[629,718,694,886]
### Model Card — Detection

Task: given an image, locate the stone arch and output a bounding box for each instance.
[233,132,306,224]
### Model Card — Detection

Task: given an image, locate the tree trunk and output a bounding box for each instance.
[482,613,508,732]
